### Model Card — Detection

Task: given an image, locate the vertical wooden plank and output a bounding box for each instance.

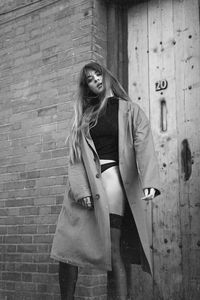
[173,0,200,299]
[107,3,119,77]
[147,0,183,299]
[118,6,128,92]
[107,3,128,91]
[128,0,200,299]
[128,3,153,300]
[128,2,150,116]
[107,4,128,91]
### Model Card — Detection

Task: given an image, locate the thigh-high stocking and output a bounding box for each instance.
[108,227,128,300]
[59,262,78,300]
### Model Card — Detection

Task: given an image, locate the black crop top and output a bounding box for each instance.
[90,97,119,162]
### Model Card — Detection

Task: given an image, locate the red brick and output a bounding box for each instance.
[19,206,39,216]
[49,224,56,233]
[56,194,64,204]
[22,272,33,282]
[4,216,25,225]
[5,245,17,253]
[3,181,25,191]
[39,186,65,197]
[0,291,15,300]
[33,234,53,244]
[3,253,21,262]
[52,147,68,158]
[2,272,21,281]
[19,263,37,273]
[37,224,49,234]
[32,273,52,284]
[0,0,108,299]
[75,284,107,297]
[37,264,48,273]
[40,151,52,160]
[18,225,37,234]
[34,196,56,206]
[37,176,64,188]
[24,216,35,224]
[24,179,36,188]
[15,281,37,292]
[5,281,15,290]
[20,171,40,179]
[37,244,49,253]
[40,166,68,177]
[37,283,47,293]
[51,205,61,214]
[0,208,8,216]
[33,253,51,263]
[48,263,58,274]
[7,207,20,216]
[5,262,16,271]
[46,283,60,294]
[17,245,37,253]
[7,226,18,235]
[6,164,26,174]
[4,235,32,244]
[78,274,107,286]
[0,226,7,234]
[21,254,33,263]
[0,200,5,208]
[6,198,35,207]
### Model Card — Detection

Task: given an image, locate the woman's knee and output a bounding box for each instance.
[110,228,122,261]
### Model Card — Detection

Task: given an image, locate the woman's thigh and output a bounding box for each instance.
[101,165,126,216]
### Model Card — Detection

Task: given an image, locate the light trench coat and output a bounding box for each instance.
[51,99,161,274]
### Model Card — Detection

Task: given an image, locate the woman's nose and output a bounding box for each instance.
[94,75,99,82]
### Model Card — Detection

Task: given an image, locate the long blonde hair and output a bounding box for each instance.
[69,62,130,162]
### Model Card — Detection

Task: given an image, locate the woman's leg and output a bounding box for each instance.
[108,222,128,300]
[100,165,128,299]
[59,262,78,300]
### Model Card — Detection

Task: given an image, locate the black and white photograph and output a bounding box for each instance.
[0,0,199,299]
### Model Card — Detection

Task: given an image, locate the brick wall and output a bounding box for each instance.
[0,0,108,299]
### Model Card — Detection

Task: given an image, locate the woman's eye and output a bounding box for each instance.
[87,77,93,83]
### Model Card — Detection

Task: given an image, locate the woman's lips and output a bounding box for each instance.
[97,83,103,89]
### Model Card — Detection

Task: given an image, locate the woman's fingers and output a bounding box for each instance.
[150,188,155,198]
[141,188,156,201]
[84,196,92,208]
[77,197,93,209]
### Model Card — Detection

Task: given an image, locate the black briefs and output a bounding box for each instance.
[101,161,118,173]
[109,213,123,229]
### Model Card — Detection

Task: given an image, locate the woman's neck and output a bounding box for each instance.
[105,88,114,99]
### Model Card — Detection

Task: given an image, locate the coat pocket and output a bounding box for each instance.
[68,181,94,210]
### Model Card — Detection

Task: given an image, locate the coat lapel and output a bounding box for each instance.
[81,132,101,175]
[118,99,129,160]
[84,132,98,157]
[85,135,96,153]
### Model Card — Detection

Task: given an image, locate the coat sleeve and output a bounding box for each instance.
[68,159,92,201]
[131,103,161,196]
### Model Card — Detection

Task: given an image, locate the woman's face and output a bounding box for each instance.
[86,69,104,95]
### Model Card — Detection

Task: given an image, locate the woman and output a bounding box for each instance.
[51,62,161,300]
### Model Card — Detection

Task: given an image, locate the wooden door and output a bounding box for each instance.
[128,0,200,299]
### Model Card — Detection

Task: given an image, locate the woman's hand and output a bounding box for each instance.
[141,188,156,201]
[77,196,94,210]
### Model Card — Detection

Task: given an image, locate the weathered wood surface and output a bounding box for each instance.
[173,0,200,299]
[148,1,183,298]
[128,0,200,299]
[128,2,154,300]
[107,3,128,90]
